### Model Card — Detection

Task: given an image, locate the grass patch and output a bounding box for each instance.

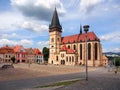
[35,79,82,88]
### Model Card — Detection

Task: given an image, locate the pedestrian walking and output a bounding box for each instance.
[114,66,117,74]
[107,64,110,72]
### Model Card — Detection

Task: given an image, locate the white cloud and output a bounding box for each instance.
[103,7,109,12]
[112,4,120,10]
[19,39,33,46]
[101,31,120,53]
[21,21,48,33]
[0,11,24,32]
[103,47,120,53]
[0,11,49,34]
[60,0,107,21]
[100,36,110,41]
[0,39,17,46]
[0,32,41,40]
[11,0,66,21]
[0,0,66,34]
[1,33,18,39]
[100,31,120,41]
[0,39,33,47]
[37,41,49,50]
[38,41,49,46]
[79,0,104,14]
[114,48,120,52]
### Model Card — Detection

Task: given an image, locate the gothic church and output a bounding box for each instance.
[48,8,103,66]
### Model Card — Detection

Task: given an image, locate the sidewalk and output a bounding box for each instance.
[55,68,120,90]
[27,67,120,90]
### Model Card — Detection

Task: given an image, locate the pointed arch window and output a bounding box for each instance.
[66,56,68,62]
[69,57,71,62]
[56,56,58,61]
[95,43,98,60]
[80,44,82,60]
[72,56,74,62]
[88,43,91,60]
[73,45,76,50]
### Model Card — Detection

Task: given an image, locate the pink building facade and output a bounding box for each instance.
[14,46,27,63]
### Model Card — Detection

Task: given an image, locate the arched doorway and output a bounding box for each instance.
[61,60,65,65]
[17,60,20,63]
[51,60,53,64]
[63,60,65,65]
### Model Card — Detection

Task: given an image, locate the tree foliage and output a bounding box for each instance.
[42,47,49,61]
[11,56,16,63]
[115,57,120,66]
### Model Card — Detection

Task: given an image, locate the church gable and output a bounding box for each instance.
[61,32,99,44]
[60,45,75,54]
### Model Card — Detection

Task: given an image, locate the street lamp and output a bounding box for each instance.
[83,25,89,81]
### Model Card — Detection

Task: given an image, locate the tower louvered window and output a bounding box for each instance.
[51,38,54,42]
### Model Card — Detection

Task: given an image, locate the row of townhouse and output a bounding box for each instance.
[0,45,44,64]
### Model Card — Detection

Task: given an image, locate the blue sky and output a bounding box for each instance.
[0,0,120,52]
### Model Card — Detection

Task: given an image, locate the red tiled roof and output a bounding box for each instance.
[13,45,23,53]
[26,48,35,54]
[61,32,99,44]
[61,45,67,50]
[34,48,42,55]
[66,49,74,54]
[61,45,74,54]
[0,45,14,54]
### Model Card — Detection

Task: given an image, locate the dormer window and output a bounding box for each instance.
[68,45,70,49]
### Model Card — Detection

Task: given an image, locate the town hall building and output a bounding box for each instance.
[48,8,105,66]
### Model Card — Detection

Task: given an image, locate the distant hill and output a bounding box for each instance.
[103,52,120,56]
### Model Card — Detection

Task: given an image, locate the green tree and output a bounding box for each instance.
[42,47,49,62]
[11,56,16,63]
[115,57,120,66]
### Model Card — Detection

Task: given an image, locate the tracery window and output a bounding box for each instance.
[88,43,91,60]
[73,45,76,50]
[95,43,98,60]
[80,44,82,60]
[56,56,58,61]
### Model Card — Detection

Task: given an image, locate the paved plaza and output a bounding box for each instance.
[0,64,120,90]
[55,67,120,90]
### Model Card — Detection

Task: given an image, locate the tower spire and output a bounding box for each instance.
[49,8,62,32]
[80,24,82,34]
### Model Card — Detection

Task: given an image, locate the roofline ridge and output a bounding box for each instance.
[62,31,94,38]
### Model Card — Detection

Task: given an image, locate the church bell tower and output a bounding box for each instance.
[48,8,62,64]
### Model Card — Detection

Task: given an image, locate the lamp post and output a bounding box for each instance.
[83,25,89,81]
